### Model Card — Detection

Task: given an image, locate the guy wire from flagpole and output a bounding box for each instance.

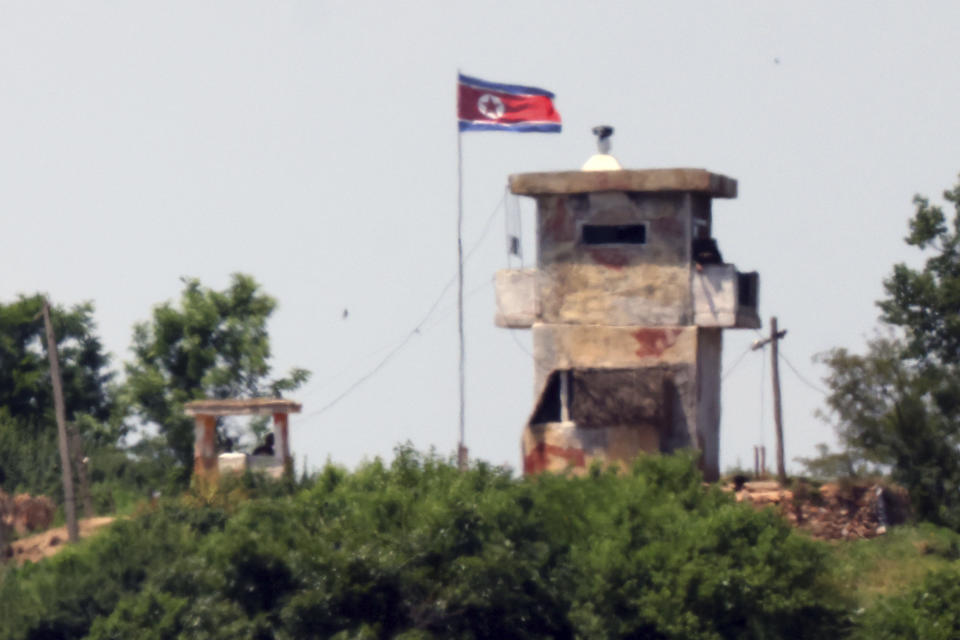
[456,71,467,470]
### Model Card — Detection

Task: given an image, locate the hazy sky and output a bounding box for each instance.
[4,2,960,474]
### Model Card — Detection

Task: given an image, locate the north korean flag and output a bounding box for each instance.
[458,73,561,132]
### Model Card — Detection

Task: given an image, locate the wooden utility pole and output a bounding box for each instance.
[752,317,788,483]
[69,427,94,518]
[769,317,786,483]
[42,301,79,543]
[753,445,768,478]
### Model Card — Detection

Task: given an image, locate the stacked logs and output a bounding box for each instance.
[729,480,910,540]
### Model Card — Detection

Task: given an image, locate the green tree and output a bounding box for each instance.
[0,295,114,428]
[124,274,309,472]
[819,336,960,526]
[0,295,116,495]
[819,176,960,527]
[795,443,871,483]
[880,180,960,367]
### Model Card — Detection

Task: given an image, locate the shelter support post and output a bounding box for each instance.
[273,412,292,476]
[193,414,218,478]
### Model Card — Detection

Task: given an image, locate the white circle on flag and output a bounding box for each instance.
[477,94,505,120]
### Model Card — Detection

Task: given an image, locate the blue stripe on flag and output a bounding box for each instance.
[458,73,555,98]
[459,120,562,133]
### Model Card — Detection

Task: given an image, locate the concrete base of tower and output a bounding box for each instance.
[521,421,661,475]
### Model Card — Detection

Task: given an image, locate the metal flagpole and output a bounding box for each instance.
[456,72,467,470]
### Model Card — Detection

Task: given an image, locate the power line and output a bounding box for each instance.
[722,343,754,381]
[779,350,828,396]
[299,331,407,402]
[505,327,554,380]
[465,186,508,263]
[508,327,533,358]
[298,193,506,404]
[420,280,493,332]
[300,328,420,421]
[297,192,507,422]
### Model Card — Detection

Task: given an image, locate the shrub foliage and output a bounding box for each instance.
[0,450,849,639]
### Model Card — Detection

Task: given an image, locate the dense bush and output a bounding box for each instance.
[0,449,850,639]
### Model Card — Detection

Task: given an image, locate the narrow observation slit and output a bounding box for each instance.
[582,224,646,245]
[737,271,759,308]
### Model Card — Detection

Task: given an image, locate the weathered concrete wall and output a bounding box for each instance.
[494,268,537,328]
[693,264,739,327]
[531,324,698,393]
[535,192,705,326]
[522,328,724,478]
[504,168,744,479]
[530,324,702,470]
[696,328,723,481]
[523,422,662,474]
[692,266,762,330]
[522,362,698,475]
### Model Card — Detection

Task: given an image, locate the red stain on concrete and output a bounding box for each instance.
[543,199,575,242]
[632,328,684,358]
[523,443,587,474]
[588,249,628,269]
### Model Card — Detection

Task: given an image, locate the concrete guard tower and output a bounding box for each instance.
[495,133,759,480]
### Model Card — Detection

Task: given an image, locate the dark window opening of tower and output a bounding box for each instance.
[582,224,646,245]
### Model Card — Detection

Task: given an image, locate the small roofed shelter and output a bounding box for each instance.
[184,398,302,480]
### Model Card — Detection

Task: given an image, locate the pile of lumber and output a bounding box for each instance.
[730,480,909,540]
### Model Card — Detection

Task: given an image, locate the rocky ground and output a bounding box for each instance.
[728,479,911,540]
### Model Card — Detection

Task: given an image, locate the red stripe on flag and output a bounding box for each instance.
[458,84,561,124]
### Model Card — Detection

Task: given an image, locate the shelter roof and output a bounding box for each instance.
[184,398,302,417]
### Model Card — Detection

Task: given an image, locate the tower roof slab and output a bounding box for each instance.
[509,168,737,199]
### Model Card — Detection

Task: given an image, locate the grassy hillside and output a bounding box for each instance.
[831,523,960,609]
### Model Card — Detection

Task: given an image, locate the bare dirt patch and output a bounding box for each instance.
[6,516,116,565]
